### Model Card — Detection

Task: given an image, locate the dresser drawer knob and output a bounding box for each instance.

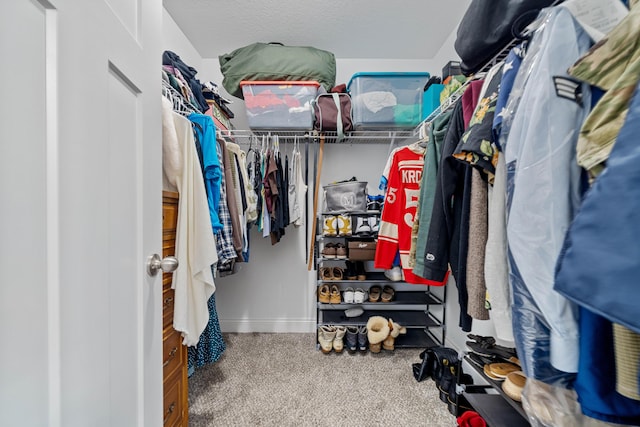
[163,297,174,308]
[163,402,176,424]
[163,347,177,367]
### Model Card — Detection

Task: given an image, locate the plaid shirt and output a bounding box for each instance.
[215,140,238,266]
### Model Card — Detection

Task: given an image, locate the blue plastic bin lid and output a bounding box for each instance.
[347,72,431,91]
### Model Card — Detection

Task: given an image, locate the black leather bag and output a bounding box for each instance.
[412,346,459,383]
[454,0,556,75]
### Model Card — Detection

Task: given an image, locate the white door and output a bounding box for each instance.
[0,1,162,426]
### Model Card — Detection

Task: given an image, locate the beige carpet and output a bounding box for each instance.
[188,333,456,426]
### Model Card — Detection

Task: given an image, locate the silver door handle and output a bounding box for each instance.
[146,254,179,276]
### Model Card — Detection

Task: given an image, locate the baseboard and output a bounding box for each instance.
[220,318,316,333]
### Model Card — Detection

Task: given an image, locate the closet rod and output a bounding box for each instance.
[217,129,415,144]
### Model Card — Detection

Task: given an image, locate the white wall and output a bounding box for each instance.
[162,8,203,74]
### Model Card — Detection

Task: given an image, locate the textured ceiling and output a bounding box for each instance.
[163,0,470,60]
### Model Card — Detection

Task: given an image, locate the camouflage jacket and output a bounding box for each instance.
[568,3,640,178]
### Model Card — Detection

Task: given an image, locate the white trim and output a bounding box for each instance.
[220,318,316,333]
[44,5,61,427]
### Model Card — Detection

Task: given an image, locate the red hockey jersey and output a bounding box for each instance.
[374,145,448,286]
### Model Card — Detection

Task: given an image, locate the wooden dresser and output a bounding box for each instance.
[162,191,188,426]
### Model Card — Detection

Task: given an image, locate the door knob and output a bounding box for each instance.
[146,254,179,276]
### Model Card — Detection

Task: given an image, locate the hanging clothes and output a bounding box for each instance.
[219,139,244,257]
[247,146,263,228]
[410,109,453,272]
[482,44,526,346]
[567,3,640,178]
[503,6,591,381]
[457,63,504,321]
[214,139,238,271]
[375,145,447,286]
[270,152,286,244]
[187,292,226,377]
[283,154,290,228]
[188,113,223,232]
[416,92,477,332]
[288,140,307,227]
[161,97,217,347]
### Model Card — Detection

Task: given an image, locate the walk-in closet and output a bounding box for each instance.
[3,0,640,426]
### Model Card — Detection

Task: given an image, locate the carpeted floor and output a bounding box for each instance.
[188,333,456,426]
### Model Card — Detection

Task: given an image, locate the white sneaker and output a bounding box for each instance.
[384,266,402,282]
[343,287,355,304]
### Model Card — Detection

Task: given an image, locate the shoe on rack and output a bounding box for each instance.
[318,284,331,304]
[382,319,406,351]
[367,316,390,354]
[487,362,520,380]
[320,267,334,281]
[367,194,384,212]
[332,267,344,281]
[344,307,364,317]
[466,334,496,347]
[355,261,367,281]
[502,371,526,402]
[368,215,380,235]
[467,351,500,369]
[381,285,395,303]
[318,325,336,354]
[335,243,347,259]
[368,285,382,302]
[321,242,337,259]
[333,326,347,353]
[343,287,355,304]
[354,216,372,236]
[344,261,357,280]
[357,326,368,352]
[465,340,518,360]
[322,215,337,237]
[346,326,359,354]
[353,288,368,304]
[337,214,352,237]
[329,284,341,304]
[384,266,402,282]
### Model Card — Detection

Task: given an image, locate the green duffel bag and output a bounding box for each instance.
[219,42,336,99]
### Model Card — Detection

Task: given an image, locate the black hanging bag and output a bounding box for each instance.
[454,0,556,75]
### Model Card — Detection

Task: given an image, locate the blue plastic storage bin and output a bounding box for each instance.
[422,83,444,120]
[347,72,430,129]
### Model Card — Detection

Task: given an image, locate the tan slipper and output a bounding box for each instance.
[502,371,526,402]
[320,267,333,281]
[318,284,330,303]
[488,362,520,379]
[332,267,344,281]
[329,284,341,304]
[483,364,502,380]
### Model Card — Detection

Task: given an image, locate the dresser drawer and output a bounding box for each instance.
[163,238,176,256]
[162,202,178,234]
[162,273,173,291]
[163,369,185,427]
[162,287,175,330]
[163,327,184,380]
